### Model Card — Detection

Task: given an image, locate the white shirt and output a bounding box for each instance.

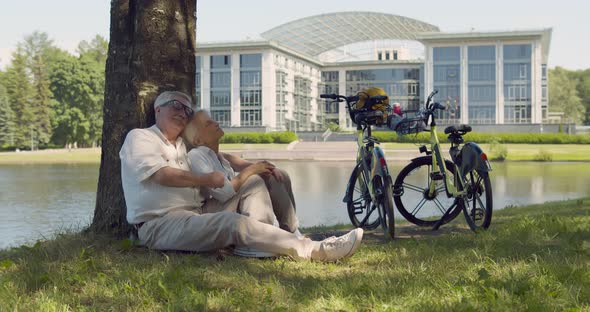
[120,125,202,224]
[187,146,237,203]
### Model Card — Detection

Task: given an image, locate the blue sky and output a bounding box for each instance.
[1,0,588,70]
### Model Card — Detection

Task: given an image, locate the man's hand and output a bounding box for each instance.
[203,172,225,188]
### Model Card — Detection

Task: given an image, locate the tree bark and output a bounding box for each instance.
[91,0,197,236]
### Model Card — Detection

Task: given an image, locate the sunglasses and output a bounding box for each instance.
[160,100,194,117]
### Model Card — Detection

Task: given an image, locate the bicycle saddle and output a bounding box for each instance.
[444,124,472,135]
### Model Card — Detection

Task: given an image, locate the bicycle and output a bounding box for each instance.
[320,89,396,239]
[390,90,493,231]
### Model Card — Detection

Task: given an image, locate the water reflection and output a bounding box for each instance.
[1,161,589,249]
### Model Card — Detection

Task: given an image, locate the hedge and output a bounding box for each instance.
[373,131,590,144]
[220,131,298,144]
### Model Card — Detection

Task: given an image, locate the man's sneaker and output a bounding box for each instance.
[313,228,364,262]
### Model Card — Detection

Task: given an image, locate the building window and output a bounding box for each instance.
[211,55,231,68]
[240,54,262,68]
[211,110,231,127]
[240,71,261,87]
[210,72,231,88]
[519,64,527,79]
[378,52,382,60]
[240,109,261,126]
[240,90,261,107]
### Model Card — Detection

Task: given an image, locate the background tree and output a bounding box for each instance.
[0,83,16,147]
[549,67,586,124]
[571,69,590,125]
[3,47,34,148]
[91,0,197,235]
[48,47,106,147]
[22,31,56,146]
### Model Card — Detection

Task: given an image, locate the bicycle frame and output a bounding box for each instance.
[343,123,389,205]
[426,124,466,199]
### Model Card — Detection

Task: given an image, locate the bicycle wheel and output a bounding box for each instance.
[346,164,381,230]
[378,176,395,239]
[393,156,462,227]
[461,170,493,231]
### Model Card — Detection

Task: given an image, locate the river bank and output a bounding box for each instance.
[1,198,589,310]
[1,142,590,164]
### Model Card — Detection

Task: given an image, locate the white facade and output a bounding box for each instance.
[195,13,552,131]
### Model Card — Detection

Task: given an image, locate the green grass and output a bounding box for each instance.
[1,198,590,310]
[383,143,590,162]
[1,143,589,164]
[0,148,102,164]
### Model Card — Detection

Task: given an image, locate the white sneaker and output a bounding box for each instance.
[313,228,364,262]
[233,246,277,258]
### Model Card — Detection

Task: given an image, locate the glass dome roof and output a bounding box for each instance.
[261,11,440,57]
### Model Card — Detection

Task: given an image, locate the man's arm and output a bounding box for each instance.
[151,166,225,188]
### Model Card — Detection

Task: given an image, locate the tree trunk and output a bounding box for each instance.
[91,0,197,236]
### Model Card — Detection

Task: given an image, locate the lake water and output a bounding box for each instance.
[1,161,589,249]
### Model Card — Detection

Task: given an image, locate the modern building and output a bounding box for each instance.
[196,12,552,132]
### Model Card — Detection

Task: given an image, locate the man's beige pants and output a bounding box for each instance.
[138,174,316,260]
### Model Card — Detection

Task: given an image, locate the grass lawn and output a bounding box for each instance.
[0,144,289,165]
[1,143,589,164]
[383,143,590,162]
[1,198,589,311]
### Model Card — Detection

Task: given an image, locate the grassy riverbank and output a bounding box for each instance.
[1,143,590,164]
[1,198,589,310]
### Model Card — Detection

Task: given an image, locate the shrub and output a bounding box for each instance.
[373,131,590,144]
[220,131,298,144]
[534,149,554,161]
[489,138,508,161]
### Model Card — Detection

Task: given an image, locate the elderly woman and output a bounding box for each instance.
[182,110,299,234]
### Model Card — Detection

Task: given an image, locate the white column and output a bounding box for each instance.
[531,40,543,124]
[231,52,241,127]
[309,67,320,127]
[496,42,504,124]
[424,45,433,100]
[202,54,211,111]
[461,45,469,124]
[338,69,348,128]
[262,50,275,128]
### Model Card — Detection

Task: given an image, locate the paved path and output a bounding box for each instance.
[237,141,423,161]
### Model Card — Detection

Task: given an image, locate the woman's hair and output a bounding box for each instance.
[182,109,208,150]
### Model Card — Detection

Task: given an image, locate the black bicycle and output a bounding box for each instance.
[390,90,493,231]
[320,92,396,239]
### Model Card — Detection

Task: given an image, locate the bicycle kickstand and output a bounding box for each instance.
[432,198,460,231]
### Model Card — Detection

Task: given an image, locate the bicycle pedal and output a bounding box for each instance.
[430,172,444,180]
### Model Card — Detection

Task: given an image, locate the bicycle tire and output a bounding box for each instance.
[346,163,381,230]
[380,176,395,239]
[461,170,493,231]
[393,156,462,227]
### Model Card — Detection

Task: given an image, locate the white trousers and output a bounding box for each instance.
[138,175,315,260]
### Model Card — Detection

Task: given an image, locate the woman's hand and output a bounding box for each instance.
[250,161,275,176]
[259,160,283,181]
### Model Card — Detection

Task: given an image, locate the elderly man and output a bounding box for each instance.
[120,91,363,262]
